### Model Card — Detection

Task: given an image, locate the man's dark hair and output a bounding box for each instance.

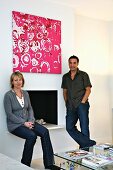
[69,55,79,63]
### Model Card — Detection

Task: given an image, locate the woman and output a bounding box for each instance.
[4,71,58,169]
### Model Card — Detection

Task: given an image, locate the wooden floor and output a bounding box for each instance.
[31,158,45,170]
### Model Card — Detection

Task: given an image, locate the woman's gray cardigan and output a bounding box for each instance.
[4,90,35,132]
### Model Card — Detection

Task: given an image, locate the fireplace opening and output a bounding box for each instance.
[27,90,58,125]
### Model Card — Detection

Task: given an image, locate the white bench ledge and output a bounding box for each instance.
[0,153,34,170]
[43,123,65,130]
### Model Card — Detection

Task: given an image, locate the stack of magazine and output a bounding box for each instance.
[82,154,113,168]
[82,144,113,169]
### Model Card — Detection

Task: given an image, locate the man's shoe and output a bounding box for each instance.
[80,140,96,150]
[89,140,96,147]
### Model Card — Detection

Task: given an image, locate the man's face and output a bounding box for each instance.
[68,58,79,71]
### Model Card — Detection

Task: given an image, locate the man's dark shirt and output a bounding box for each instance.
[61,69,92,109]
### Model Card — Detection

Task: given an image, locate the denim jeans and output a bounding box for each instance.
[11,122,54,167]
[66,102,96,148]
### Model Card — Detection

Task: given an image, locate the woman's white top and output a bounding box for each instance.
[16,96,24,108]
[12,90,24,108]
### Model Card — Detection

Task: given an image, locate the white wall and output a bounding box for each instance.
[0,0,77,160]
[108,21,113,142]
[0,0,113,161]
[108,21,113,105]
[74,15,112,143]
[0,0,76,130]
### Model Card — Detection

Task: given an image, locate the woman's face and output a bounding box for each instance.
[12,75,23,89]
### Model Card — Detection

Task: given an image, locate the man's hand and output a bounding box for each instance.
[81,86,91,103]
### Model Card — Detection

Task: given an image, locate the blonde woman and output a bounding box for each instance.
[4,72,59,169]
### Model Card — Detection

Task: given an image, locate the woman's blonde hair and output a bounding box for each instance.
[10,71,25,88]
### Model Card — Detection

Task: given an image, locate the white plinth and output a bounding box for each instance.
[0,153,34,170]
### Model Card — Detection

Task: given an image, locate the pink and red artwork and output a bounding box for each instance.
[12,11,61,74]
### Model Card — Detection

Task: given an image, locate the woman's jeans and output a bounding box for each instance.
[11,122,54,167]
[66,102,96,148]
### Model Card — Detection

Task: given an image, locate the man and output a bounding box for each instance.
[61,55,96,148]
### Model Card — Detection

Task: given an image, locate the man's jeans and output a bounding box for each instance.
[11,122,54,167]
[66,102,96,148]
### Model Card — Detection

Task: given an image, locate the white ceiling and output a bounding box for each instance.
[48,0,113,21]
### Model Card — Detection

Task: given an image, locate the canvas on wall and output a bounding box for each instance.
[12,11,61,74]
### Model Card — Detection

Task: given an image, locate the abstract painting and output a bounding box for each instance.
[12,11,61,74]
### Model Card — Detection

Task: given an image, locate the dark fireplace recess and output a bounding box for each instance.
[27,90,58,125]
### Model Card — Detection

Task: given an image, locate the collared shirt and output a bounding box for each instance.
[61,69,92,108]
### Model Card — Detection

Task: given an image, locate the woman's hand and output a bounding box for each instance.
[24,122,34,129]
